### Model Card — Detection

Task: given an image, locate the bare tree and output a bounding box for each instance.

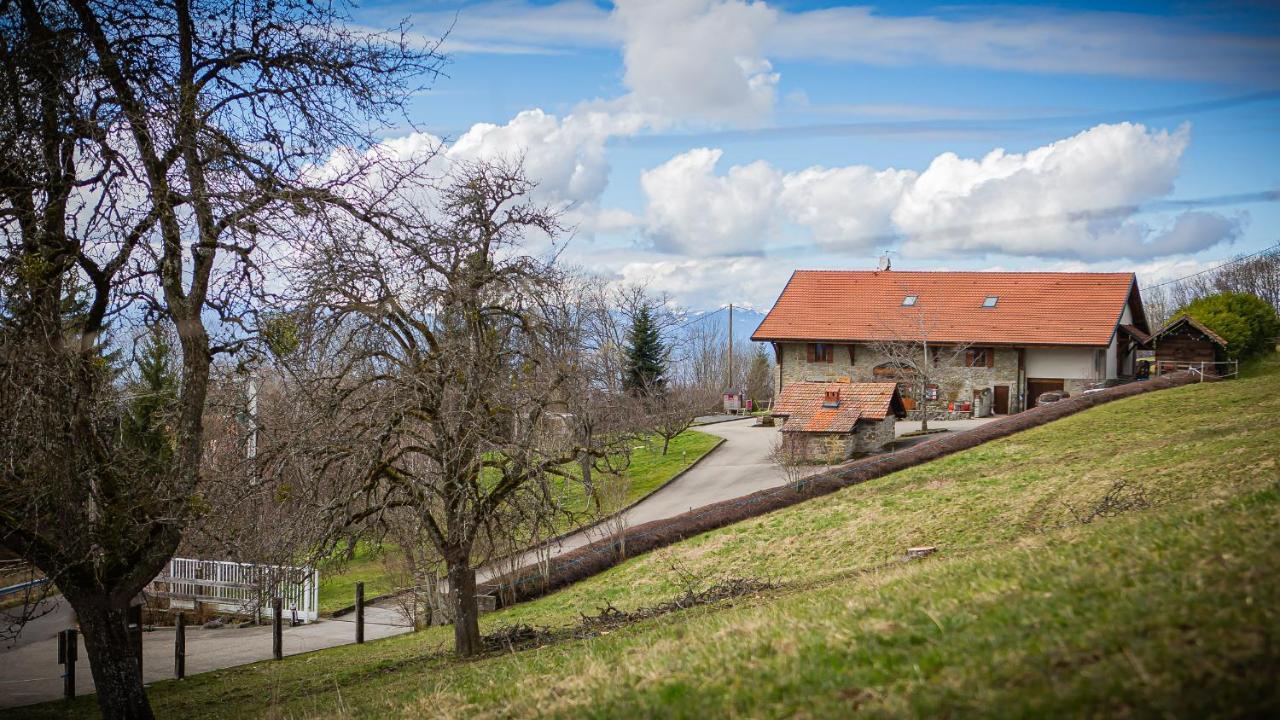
[644,380,717,455]
[279,163,607,657]
[0,2,437,715]
[867,308,971,432]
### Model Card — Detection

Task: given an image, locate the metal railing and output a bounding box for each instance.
[1152,359,1239,380]
[147,557,320,623]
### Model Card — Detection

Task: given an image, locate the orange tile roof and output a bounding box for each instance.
[774,382,901,433]
[751,270,1144,347]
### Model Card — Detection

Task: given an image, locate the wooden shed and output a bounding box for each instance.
[1147,315,1228,375]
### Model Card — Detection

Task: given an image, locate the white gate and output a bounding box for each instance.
[148,557,320,623]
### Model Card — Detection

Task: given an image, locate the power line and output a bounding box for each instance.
[1143,240,1280,290]
[671,305,727,331]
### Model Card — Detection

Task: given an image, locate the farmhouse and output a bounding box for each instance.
[752,269,1150,415]
[773,381,906,462]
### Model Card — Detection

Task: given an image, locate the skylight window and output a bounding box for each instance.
[902,295,918,306]
[982,296,999,308]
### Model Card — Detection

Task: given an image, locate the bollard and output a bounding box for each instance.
[272,597,283,660]
[127,604,143,677]
[355,581,365,644]
[58,628,77,699]
[175,613,186,679]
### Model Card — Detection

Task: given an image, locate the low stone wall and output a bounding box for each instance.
[486,372,1199,607]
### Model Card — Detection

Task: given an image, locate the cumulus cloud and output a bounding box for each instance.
[609,0,780,125]
[641,148,781,254]
[639,123,1242,261]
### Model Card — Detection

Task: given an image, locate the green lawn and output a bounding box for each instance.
[30,358,1280,718]
[316,543,399,615]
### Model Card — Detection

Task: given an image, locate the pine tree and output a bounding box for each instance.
[624,304,667,395]
[121,327,179,476]
[745,344,773,408]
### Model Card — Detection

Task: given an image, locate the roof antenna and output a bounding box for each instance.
[877,250,892,271]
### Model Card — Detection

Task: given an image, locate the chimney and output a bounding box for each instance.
[877,254,892,271]
[822,389,841,408]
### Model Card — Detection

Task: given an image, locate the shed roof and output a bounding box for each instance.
[751,270,1145,347]
[1150,315,1228,348]
[774,382,904,434]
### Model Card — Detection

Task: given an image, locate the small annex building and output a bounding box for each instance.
[773,381,906,463]
[1147,315,1229,374]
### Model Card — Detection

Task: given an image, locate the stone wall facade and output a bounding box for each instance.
[776,342,1023,415]
[780,415,897,463]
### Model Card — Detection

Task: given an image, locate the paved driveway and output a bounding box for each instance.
[0,600,412,710]
[479,417,796,583]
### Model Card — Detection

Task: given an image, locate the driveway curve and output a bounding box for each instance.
[479,417,795,584]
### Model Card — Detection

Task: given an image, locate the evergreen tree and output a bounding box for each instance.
[624,304,667,395]
[745,344,774,408]
[1176,292,1280,359]
[121,327,179,476]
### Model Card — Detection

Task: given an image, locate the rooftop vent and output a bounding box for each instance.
[822,389,841,408]
[902,294,918,306]
[877,254,892,271]
[982,296,998,308]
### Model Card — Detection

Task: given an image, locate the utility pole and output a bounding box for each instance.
[727,303,733,392]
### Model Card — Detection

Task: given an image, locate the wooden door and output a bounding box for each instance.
[993,385,1009,414]
[1026,378,1065,409]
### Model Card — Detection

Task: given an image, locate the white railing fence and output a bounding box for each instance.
[147,557,320,623]
[1153,360,1240,381]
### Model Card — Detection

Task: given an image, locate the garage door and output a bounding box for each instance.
[1026,378,1065,409]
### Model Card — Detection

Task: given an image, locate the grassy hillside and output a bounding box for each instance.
[28,360,1280,718]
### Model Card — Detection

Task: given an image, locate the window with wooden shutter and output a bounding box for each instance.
[808,343,833,363]
[965,347,994,368]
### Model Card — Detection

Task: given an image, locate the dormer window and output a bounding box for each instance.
[902,295,918,306]
[982,296,998,308]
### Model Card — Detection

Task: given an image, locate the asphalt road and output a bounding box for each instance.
[478,417,801,584]
[0,601,412,711]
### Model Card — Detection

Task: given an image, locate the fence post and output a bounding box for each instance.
[127,603,143,678]
[175,613,186,679]
[58,628,77,699]
[355,581,365,644]
[272,597,283,660]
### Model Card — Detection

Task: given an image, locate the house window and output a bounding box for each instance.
[902,295,918,306]
[982,296,998,308]
[965,347,995,368]
[807,343,834,363]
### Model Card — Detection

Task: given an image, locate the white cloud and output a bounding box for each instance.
[640,148,781,255]
[394,1,1279,83]
[611,0,780,125]
[639,123,1242,262]
[769,6,1280,83]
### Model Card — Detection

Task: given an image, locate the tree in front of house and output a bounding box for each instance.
[1175,292,1280,359]
[624,304,668,395]
[745,344,774,410]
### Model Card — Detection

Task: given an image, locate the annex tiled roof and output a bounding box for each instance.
[752,270,1143,347]
[773,382,902,434]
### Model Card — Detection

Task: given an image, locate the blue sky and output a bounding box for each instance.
[349,0,1280,312]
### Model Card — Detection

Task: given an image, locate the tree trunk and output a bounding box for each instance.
[447,557,482,657]
[579,452,596,510]
[74,594,154,720]
[919,379,930,432]
[662,434,671,455]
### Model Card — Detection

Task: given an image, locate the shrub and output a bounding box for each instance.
[1176,292,1280,359]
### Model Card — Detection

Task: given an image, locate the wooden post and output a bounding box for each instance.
[272,597,283,660]
[175,613,186,679]
[127,603,143,677]
[58,628,77,699]
[355,581,365,644]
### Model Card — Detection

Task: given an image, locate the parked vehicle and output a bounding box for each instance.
[1036,390,1071,404]
[1082,378,1127,395]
